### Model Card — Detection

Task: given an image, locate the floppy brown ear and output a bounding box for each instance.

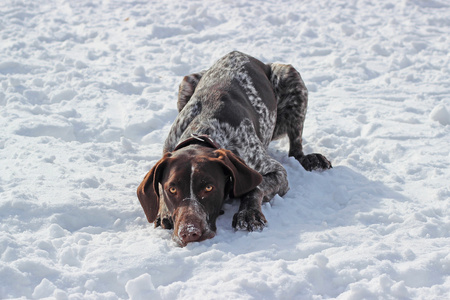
[214,149,263,197]
[136,154,171,223]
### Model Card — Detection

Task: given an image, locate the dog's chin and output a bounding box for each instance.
[172,228,216,247]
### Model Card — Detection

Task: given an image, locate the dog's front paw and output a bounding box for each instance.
[299,153,332,171]
[154,215,173,229]
[232,208,267,232]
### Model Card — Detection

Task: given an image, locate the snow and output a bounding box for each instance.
[0,0,449,299]
[430,104,450,126]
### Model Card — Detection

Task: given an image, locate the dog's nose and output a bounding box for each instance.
[179,224,202,244]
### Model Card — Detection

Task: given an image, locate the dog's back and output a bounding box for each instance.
[163,51,278,162]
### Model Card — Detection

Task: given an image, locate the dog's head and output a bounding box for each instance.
[137,145,262,246]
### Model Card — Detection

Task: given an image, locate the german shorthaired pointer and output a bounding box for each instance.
[137,51,331,247]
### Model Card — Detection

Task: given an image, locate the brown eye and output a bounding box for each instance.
[205,185,213,192]
[169,187,177,194]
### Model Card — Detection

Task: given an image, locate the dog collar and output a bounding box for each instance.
[174,134,221,151]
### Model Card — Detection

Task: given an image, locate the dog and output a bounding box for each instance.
[137,51,331,247]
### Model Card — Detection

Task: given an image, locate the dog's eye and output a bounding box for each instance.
[169,187,177,194]
[205,185,213,192]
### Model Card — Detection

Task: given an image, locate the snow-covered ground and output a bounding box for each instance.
[1,0,449,299]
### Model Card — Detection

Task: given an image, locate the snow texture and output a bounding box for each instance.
[1,0,449,299]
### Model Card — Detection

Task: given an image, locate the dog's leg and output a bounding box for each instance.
[177,71,205,112]
[269,63,332,171]
[233,160,289,231]
[232,188,267,231]
[154,187,174,229]
[155,205,173,229]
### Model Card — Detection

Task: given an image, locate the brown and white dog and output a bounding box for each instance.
[137,51,331,246]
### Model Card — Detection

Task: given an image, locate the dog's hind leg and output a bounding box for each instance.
[269,63,332,171]
[177,71,205,112]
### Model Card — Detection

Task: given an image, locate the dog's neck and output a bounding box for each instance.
[174,134,220,151]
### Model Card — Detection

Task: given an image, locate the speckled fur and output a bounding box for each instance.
[163,51,331,231]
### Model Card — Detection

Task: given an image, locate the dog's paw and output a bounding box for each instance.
[232,208,267,232]
[154,215,174,229]
[299,153,332,171]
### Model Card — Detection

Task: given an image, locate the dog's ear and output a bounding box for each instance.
[136,153,171,223]
[214,149,262,197]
